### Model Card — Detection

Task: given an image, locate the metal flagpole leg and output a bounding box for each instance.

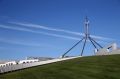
[89,37,103,48]
[81,37,87,56]
[89,37,98,50]
[89,37,99,55]
[62,37,85,58]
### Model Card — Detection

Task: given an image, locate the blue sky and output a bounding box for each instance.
[0,0,120,60]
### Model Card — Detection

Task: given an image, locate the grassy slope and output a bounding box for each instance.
[0,55,120,79]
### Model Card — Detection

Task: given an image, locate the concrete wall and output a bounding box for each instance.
[0,56,82,74]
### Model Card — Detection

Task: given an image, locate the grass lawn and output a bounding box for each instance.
[0,55,120,79]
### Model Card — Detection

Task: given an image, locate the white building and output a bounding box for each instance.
[0,59,39,67]
[95,43,120,55]
[18,59,39,64]
[0,61,17,67]
[26,57,54,61]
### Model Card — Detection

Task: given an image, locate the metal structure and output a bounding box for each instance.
[61,17,103,58]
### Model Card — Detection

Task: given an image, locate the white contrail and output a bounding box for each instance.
[0,25,81,41]
[10,22,84,36]
[9,22,113,41]
[0,37,46,47]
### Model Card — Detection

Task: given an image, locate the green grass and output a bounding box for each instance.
[0,55,120,79]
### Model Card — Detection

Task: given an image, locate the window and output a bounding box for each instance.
[107,46,112,53]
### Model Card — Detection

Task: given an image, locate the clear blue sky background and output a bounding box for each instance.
[0,0,120,60]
